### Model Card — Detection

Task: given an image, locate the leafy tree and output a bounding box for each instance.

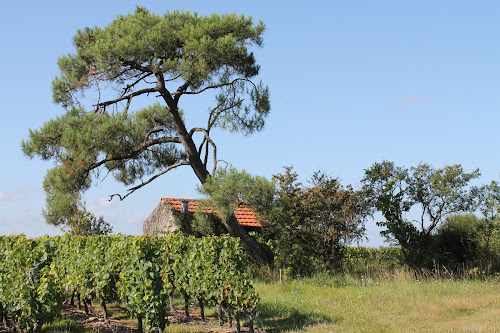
[263,167,315,274]
[302,171,369,260]
[203,166,372,275]
[174,207,227,237]
[477,180,500,219]
[361,160,480,266]
[475,180,500,261]
[63,209,112,236]
[266,167,369,275]
[22,7,272,265]
[198,166,276,220]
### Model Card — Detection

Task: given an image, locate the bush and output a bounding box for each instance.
[337,246,404,274]
[436,214,500,272]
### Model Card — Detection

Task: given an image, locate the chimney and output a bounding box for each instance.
[181,200,189,214]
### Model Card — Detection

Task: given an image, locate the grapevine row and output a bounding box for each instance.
[0,234,259,332]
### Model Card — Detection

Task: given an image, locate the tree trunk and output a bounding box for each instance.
[83,299,89,315]
[235,312,241,333]
[85,299,95,316]
[176,121,273,266]
[221,214,273,267]
[183,293,190,318]
[162,89,273,267]
[168,288,175,312]
[216,304,224,326]
[100,297,108,320]
[0,303,6,330]
[197,295,205,322]
[33,320,42,333]
[248,311,255,333]
[137,314,143,333]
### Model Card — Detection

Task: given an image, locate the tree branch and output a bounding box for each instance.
[188,128,218,175]
[94,87,157,111]
[173,80,191,104]
[207,99,244,130]
[176,78,250,96]
[121,73,153,97]
[109,160,190,201]
[122,59,154,73]
[88,136,181,171]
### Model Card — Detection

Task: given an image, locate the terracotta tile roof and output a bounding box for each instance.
[162,198,262,227]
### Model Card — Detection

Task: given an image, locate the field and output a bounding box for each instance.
[43,272,500,333]
[254,273,500,332]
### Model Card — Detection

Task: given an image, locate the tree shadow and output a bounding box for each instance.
[255,302,339,332]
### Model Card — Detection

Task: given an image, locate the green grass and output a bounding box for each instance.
[42,317,87,333]
[254,273,500,332]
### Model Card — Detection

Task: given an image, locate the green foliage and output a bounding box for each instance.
[0,235,64,332]
[337,246,404,274]
[165,234,259,315]
[0,234,260,331]
[62,209,112,236]
[361,160,480,267]
[191,210,227,236]
[262,167,370,276]
[436,214,500,271]
[52,8,266,105]
[116,236,167,331]
[199,166,370,276]
[23,105,184,226]
[477,180,500,220]
[198,166,275,221]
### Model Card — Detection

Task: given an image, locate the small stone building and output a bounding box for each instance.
[143,198,262,236]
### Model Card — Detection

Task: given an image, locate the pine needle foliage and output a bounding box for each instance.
[22,7,270,235]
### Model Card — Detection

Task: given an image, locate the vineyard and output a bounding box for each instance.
[0,234,259,333]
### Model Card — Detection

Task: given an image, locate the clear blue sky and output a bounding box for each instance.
[1,1,499,246]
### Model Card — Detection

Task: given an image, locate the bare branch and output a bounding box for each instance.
[203,140,210,167]
[88,136,181,171]
[188,128,218,175]
[125,96,133,112]
[121,73,153,97]
[122,59,154,73]
[176,78,251,96]
[109,160,190,201]
[94,87,157,111]
[165,74,181,82]
[215,160,229,173]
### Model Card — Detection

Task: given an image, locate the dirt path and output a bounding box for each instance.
[61,304,265,333]
[61,304,137,333]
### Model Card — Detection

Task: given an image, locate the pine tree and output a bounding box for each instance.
[22,7,272,265]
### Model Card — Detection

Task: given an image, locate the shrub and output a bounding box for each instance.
[436,214,500,272]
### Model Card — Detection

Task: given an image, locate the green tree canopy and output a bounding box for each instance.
[201,166,370,275]
[22,7,271,265]
[265,167,369,274]
[361,160,480,266]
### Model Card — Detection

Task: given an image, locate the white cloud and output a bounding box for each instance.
[97,196,118,208]
[85,196,119,214]
[401,94,426,107]
[0,187,42,201]
[0,211,62,237]
[126,211,148,225]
